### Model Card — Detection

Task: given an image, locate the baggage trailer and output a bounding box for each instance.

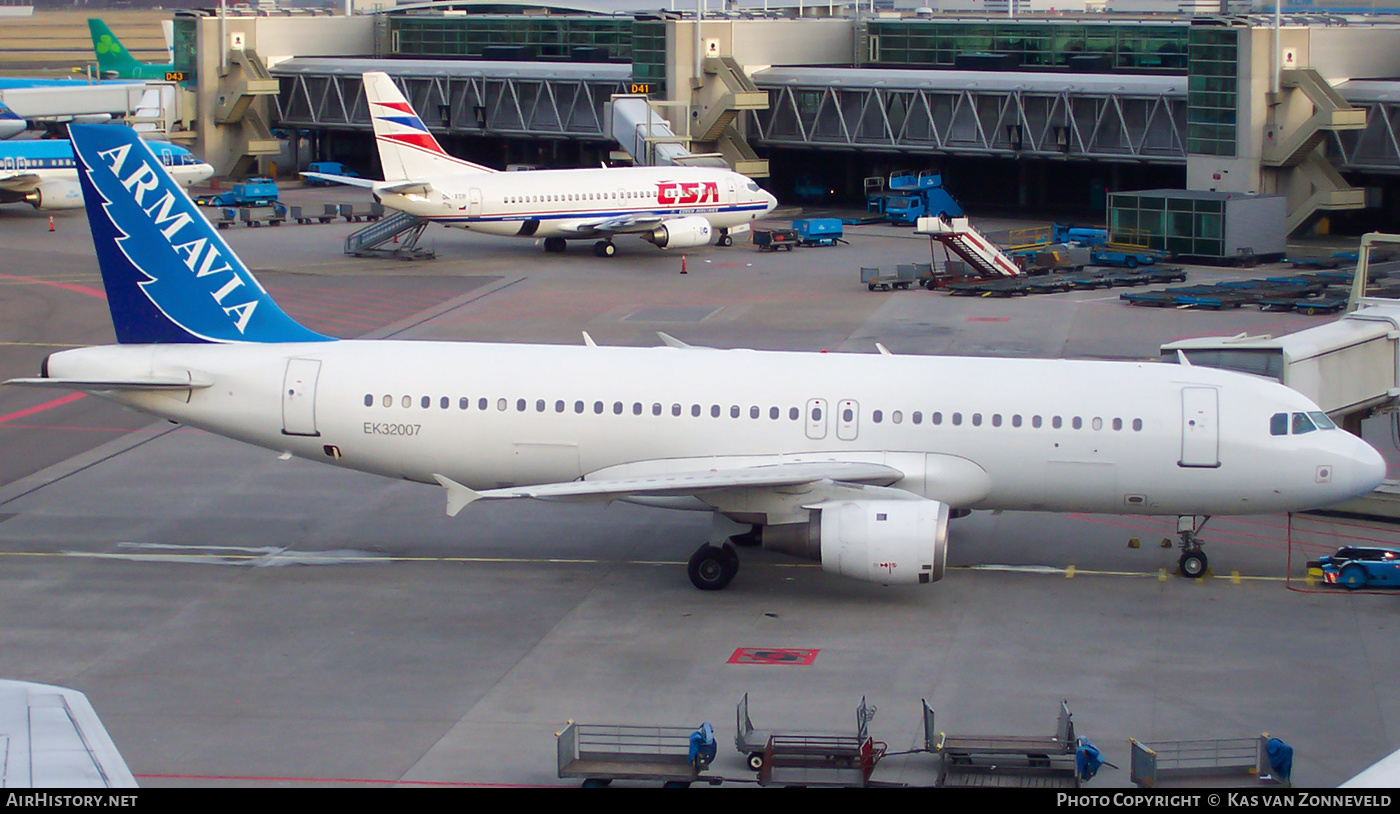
[1129,735,1291,788]
[736,693,876,771]
[861,265,918,291]
[758,735,885,787]
[754,228,798,252]
[925,700,1087,788]
[556,721,718,788]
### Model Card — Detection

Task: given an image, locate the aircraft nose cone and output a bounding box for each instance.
[1354,439,1389,495]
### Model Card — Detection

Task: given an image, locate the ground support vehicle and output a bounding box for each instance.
[557,721,718,787]
[291,204,341,225]
[754,228,798,251]
[861,265,918,290]
[793,218,846,247]
[735,693,876,772]
[195,178,278,208]
[1129,735,1291,788]
[757,735,885,787]
[925,700,1095,788]
[1309,545,1400,589]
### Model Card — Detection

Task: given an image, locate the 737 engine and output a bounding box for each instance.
[23,180,84,211]
[763,498,950,586]
[643,216,712,249]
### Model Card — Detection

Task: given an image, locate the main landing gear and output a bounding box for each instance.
[593,240,616,257]
[688,542,740,591]
[543,237,567,253]
[716,228,733,248]
[1176,515,1211,578]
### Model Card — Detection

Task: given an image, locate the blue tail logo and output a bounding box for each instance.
[69,124,331,345]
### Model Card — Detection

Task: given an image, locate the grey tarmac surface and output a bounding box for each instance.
[1,185,1398,788]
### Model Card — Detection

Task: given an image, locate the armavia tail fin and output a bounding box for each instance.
[362,71,495,181]
[88,19,147,76]
[68,124,332,345]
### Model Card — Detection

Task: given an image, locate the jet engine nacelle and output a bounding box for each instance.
[25,180,84,210]
[762,498,949,585]
[644,216,712,249]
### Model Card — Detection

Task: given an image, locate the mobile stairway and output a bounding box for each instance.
[344,211,435,260]
[916,216,1022,278]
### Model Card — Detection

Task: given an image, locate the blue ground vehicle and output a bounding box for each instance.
[195,178,279,208]
[302,162,359,186]
[1310,546,1400,590]
[881,171,963,225]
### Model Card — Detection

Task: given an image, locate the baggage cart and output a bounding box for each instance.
[736,693,875,771]
[557,721,718,788]
[758,734,885,787]
[754,228,798,252]
[925,700,1088,788]
[861,265,918,291]
[1129,734,1291,788]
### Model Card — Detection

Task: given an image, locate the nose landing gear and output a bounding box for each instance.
[1176,515,1211,578]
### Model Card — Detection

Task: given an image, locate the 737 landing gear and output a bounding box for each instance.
[543,237,567,253]
[1176,515,1211,578]
[688,542,740,591]
[717,229,733,247]
[593,240,616,257]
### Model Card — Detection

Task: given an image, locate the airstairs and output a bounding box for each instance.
[344,211,435,259]
[916,216,1023,278]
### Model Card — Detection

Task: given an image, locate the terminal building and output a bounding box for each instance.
[167,1,1400,244]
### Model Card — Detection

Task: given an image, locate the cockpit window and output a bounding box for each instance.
[746,182,761,192]
[1309,411,1336,430]
[1292,412,1317,435]
[1270,413,1288,436]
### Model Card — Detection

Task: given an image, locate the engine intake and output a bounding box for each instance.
[643,216,712,249]
[762,498,949,585]
[25,180,84,211]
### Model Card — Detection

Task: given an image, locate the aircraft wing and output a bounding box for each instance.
[561,212,668,237]
[0,679,137,788]
[433,460,907,516]
[6,375,213,392]
[0,172,42,193]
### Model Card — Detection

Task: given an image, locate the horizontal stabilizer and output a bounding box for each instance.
[377,180,434,196]
[300,172,377,189]
[5,375,212,391]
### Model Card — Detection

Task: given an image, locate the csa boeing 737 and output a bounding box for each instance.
[304,72,778,257]
[6,124,1387,590]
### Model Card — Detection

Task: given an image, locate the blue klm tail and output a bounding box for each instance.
[68,123,331,345]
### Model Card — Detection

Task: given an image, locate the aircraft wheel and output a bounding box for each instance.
[688,544,738,591]
[593,240,616,258]
[544,237,567,253]
[718,233,733,247]
[748,752,765,771]
[1179,550,1208,579]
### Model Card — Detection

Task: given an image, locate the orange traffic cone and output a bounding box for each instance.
[48,215,55,232]
[680,255,687,275]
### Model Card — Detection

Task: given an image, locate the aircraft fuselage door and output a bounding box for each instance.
[836,399,859,440]
[805,398,828,440]
[282,358,322,437]
[1179,386,1219,468]
[468,188,482,217]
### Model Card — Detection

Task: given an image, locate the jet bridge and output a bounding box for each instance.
[1159,234,1400,433]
